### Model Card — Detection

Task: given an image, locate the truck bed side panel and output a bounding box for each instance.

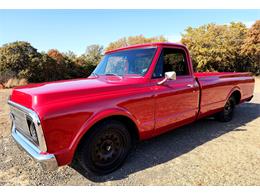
[195,72,255,119]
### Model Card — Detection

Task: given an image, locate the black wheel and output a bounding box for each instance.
[77,120,132,175]
[215,96,236,122]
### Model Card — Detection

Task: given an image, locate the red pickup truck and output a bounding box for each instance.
[8,43,255,175]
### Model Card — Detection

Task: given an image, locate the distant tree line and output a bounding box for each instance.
[0,21,259,87]
[106,35,168,51]
[0,42,103,83]
[181,21,259,74]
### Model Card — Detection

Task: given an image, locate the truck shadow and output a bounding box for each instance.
[71,102,260,182]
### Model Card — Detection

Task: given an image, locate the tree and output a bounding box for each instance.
[106,37,128,51]
[82,44,103,66]
[63,50,77,62]
[0,41,41,79]
[47,49,86,80]
[0,41,98,84]
[47,49,65,64]
[241,20,260,74]
[106,35,168,51]
[181,22,248,72]
[47,49,94,80]
[73,44,104,76]
[46,49,68,79]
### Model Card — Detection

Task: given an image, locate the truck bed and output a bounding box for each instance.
[194,72,255,118]
[194,72,252,78]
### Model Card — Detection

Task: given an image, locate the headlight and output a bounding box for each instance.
[27,118,39,145]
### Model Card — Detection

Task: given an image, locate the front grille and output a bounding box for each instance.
[8,100,47,152]
[10,106,31,136]
[10,106,39,146]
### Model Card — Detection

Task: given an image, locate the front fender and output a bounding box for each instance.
[55,107,139,166]
[72,107,139,148]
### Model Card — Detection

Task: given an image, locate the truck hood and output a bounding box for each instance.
[10,76,145,110]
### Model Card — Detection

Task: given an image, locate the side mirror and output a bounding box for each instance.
[157,71,176,85]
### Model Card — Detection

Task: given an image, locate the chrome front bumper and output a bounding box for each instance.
[11,124,58,171]
[8,100,58,171]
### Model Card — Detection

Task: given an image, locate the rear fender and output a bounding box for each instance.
[225,86,241,103]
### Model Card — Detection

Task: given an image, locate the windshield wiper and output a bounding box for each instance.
[91,72,99,77]
[105,73,121,77]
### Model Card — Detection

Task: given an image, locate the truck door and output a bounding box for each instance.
[151,47,200,135]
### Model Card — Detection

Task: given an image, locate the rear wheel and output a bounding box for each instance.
[215,96,236,122]
[77,120,132,175]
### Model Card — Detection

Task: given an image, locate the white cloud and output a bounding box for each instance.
[165,34,182,43]
[244,21,255,28]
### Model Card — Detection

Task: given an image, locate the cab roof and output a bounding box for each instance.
[105,42,186,54]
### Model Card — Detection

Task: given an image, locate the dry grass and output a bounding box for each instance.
[0,89,11,138]
[2,78,28,89]
[254,77,260,93]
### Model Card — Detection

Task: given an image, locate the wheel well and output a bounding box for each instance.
[231,90,241,104]
[102,115,140,142]
[76,115,139,152]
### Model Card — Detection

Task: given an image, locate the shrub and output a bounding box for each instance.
[3,78,28,88]
[18,78,28,86]
[0,70,16,85]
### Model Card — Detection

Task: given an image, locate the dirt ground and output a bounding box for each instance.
[0,77,259,186]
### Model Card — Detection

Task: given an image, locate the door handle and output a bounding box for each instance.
[187,84,194,88]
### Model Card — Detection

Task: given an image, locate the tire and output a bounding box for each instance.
[215,96,236,122]
[77,120,132,175]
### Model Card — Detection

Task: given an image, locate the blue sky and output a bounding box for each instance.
[0,10,259,55]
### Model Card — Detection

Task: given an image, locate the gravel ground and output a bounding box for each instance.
[0,78,260,186]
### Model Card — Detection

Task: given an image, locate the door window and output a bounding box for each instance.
[153,48,189,78]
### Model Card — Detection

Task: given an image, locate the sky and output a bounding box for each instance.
[0,10,259,55]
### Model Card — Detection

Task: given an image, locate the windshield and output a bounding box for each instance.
[92,48,156,77]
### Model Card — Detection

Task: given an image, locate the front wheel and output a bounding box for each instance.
[215,96,236,122]
[77,120,132,175]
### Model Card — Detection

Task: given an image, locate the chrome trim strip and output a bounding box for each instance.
[8,100,47,152]
[11,124,58,171]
